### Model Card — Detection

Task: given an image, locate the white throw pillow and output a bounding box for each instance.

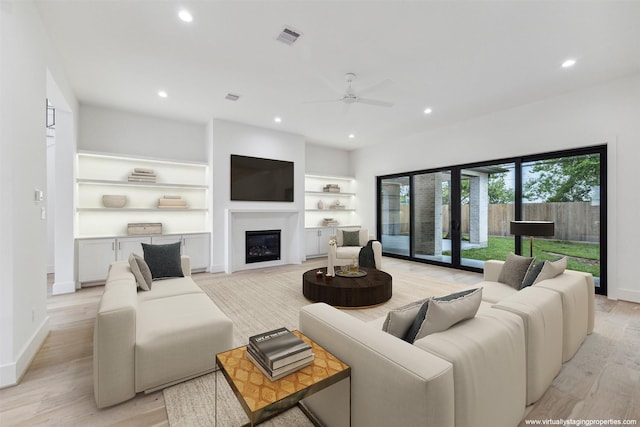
[413,288,483,341]
[533,257,567,284]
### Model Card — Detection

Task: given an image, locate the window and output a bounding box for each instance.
[377,145,606,294]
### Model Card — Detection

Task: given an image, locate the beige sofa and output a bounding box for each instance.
[298,261,595,427]
[299,302,526,427]
[93,256,233,408]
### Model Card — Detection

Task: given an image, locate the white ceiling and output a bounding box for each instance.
[36,1,640,150]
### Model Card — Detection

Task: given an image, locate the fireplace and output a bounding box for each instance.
[245,230,281,264]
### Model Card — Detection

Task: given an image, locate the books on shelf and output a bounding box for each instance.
[247,327,313,380]
[158,196,188,208]
[128,168,157,183]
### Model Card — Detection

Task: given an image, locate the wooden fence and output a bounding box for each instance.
[398,202,599,242]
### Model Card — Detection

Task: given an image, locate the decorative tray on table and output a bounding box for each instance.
[335,269,367,278]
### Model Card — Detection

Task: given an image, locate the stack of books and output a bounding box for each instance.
[246,327,314,381]
[323,184,341,193]
[128,168,157,183]
[158,195,188,209]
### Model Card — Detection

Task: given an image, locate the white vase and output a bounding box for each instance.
[317,200,324,209]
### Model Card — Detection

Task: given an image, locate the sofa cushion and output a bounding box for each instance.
[382,299,427,338]
[142,242,184,280]
[474,281,517,303]
[342,230,361,246]
[498,252,534,289]
[136,277,205,302]
[521,261,545,289]
[129,253,153,291]
[335,246,362,260]
[534,257,567,284]
[135,293,234,392]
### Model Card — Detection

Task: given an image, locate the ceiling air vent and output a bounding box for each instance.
[276,26,302,46]
[225,93,240,101]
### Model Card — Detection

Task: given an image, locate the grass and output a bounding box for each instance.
[444,236,600,277]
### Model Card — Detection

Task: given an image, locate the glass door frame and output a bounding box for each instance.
[376,144,607,295]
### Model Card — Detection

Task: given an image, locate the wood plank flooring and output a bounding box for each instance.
[1,257,638,426]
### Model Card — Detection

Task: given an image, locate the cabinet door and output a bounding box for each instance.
[182,233,210,271]
[151,235,183,247]
[317,228,334,255]
[305,229,321,257]
[78,238,116,283]
[116,236,151,261]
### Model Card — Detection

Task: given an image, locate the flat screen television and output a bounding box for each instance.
[230,154,294,202]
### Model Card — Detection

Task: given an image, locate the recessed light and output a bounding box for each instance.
[158,90,168,98]
[424,108,433,115]
[348,134,355,139]
[274,117,282,123]
[562,59,576,68]
[178,9,193,23]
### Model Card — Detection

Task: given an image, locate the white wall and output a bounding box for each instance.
[351,74,640,303]
[209,119,306,272]
[0,0,78,387]
[79,104,207,163]
[305,143,351,177]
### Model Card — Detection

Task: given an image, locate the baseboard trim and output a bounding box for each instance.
[0,316,50,388]
[52,280,76,295]
[612,288,640,304]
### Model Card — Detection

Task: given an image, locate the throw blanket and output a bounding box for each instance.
[359,240,378,269]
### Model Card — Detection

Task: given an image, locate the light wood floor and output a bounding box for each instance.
[0,257,638,426]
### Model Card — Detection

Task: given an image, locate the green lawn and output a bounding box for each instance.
[444,236,600,277]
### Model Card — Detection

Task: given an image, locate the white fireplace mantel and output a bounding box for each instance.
[224,209,303,273]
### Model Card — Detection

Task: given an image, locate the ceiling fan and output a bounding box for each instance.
[304,73,394,109]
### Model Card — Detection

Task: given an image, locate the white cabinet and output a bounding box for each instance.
[306,228,335,258]
[115,236,151,261]
[183,233,210,271]
[77,238,116,283]
[305,174,357,228]
[77,232,210,285]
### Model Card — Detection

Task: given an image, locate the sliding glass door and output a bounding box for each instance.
[377,145,606,294]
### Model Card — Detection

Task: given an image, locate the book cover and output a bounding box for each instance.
[248,327,312,369]
[246,347,314,381]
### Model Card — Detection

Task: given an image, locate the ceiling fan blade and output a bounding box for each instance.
[357,97,394,108]
[301,98,342,105]
[358,78,392,96]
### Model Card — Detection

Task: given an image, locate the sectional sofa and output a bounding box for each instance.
[93,256,233,408]
[299,260,595,427]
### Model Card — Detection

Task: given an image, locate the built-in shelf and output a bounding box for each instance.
[76,208,208,212]
[305,209,356,212]
[304,191,355,196]
[77,178,207,189]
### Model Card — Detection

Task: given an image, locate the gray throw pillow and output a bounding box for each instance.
[129,253,152,291]
[498,252,535,289]
[533,257,567,284]
[342,230,361,247]
[142,242,184,280]
[412,288,483,342]
[521,261,544,289]
[382,299,428,339]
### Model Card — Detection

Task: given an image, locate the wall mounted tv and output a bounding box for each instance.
[230,154,294,202]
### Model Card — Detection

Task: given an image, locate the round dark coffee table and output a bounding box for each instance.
[302,267,392,308]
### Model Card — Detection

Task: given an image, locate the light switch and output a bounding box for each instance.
[41,207,46,220]
[34,189,44,202]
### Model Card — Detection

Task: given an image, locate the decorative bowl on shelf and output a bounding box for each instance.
[102,194,127,208]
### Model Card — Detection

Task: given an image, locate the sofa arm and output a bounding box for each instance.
[372,240,382,269]
[299,303,454,427]
[484,260,505,282]
[181,255,191,277]
[93,280,137,408]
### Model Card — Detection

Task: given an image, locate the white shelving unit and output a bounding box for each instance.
[304,174,357,228]
[305,174,360,258]
[75,152,212,284]
[76,152,210,237]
